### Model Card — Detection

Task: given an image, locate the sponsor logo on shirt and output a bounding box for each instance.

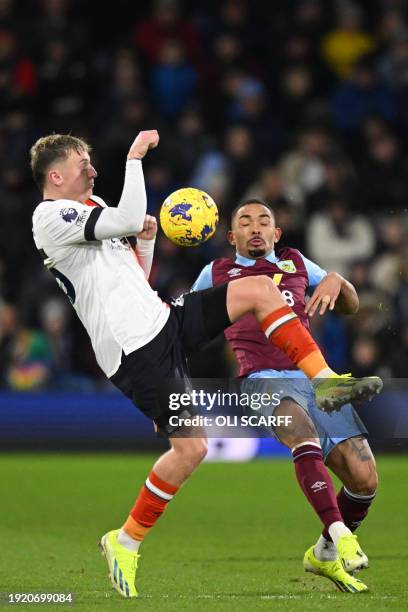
[228,267,242,277]
[276,259,296,273]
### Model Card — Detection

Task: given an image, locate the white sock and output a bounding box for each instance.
[117,528,142,552]
[313,534,338,561]
[328,521,352,546]
[313,367,336,380]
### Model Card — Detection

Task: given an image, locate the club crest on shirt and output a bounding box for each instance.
[276,259,296,273]
[228,267,242,277]
[60,207,79,223]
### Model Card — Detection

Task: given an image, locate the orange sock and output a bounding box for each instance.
[260,305,330,378]
[122,470,179,542]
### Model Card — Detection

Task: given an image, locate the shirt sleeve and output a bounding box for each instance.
[92,159,146,240]
[299,252,327,288]
[33,200,99,247]
[191,262,214,291]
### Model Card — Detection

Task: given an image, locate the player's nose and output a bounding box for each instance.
[89,166,98,178]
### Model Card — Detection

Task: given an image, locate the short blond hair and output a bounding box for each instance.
[30,134,91,191]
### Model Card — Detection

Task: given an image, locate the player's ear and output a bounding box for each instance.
[274,227,282,244]
[48,169,63,187]
[227,230,236,246]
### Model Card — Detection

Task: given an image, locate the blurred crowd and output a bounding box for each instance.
[0,0,407,390]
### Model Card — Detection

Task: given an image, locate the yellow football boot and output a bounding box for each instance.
[99,529,140,598]
[303,545,368,593]
[314,374,383,412]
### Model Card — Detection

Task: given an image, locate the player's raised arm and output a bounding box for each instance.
[92,131,159,241]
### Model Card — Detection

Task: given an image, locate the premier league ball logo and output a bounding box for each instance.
[60,208,79,223]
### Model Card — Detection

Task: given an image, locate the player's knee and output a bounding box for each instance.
[250,275,280,303]
[274,399,318,447]
[366,468,378,495]
[192,438,208,463]
[177,437,208,467]
[348,460,378,496]
[359,464,378,495]
[255,274,278,294]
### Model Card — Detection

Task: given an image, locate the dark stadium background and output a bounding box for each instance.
[0,0,407,453]
[0,2,408,609]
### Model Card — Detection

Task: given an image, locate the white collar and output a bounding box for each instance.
[235,251,278,267]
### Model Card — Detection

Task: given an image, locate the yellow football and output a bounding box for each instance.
[160,187,219,247]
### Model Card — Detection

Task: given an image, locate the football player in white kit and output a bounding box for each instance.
[30,131,382,597]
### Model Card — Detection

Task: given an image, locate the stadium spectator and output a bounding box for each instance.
[243,167,306,249]
[390,325,408,377]
[321,2,375,78]
[34,0,87,57]
[150,39,197,118]
[331,59,396,132]
[350,336,383,378]
[0,29,37,112]
[358,132,408,213]
[370,216,408,295]
[306,195,376,277]
[39,298,72,384]
[110,49,144,103]
[244,166,290,209]
[7,325,52,391]
[0,301,17,387]
[394,257,408,327]
[278,64,316,130]
[379,31,408,88]
[279,125,334,207]
[223,125,260,208]
[229,76,285,159]
[134,0,202,65]
[169,108,214,181]
[379,7,407,42]
[306,152,357,213]
[216,0,255,47]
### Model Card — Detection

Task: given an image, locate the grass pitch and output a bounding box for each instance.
[0,453,407,611]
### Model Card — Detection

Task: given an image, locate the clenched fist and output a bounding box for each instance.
[128,130,159,160]
[137,215,157,241]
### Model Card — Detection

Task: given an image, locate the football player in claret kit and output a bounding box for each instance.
[30,133,381,598]
[192,200,380,593]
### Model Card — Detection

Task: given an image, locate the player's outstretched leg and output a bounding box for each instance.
[226,276,382,410]
[99,433,207,598]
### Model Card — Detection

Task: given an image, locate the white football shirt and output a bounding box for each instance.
[32,161,169,377]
